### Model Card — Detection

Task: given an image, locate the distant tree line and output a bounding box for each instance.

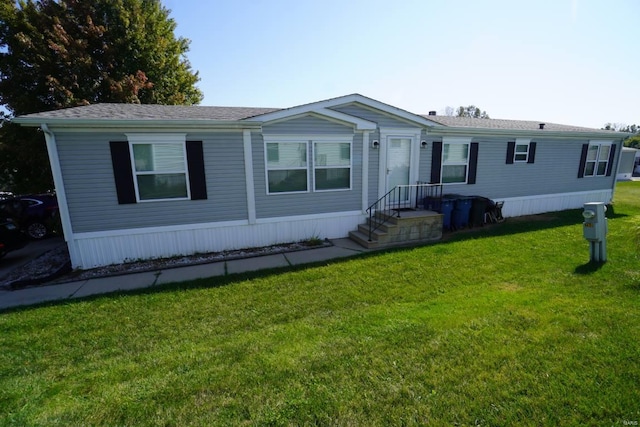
[602,123,640,149]
[443,105,490,119]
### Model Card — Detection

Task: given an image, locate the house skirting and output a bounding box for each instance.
[67,211,365,269]
[500,189,613,218]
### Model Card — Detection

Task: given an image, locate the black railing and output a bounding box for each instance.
[366,182,442,241]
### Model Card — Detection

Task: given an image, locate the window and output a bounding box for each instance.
[131,142,189,201]
[584,144,611,177]
[314,142,351,190]
[514,143,529,162]
[266,142,308,193]
[110,136,206,204]
[442,143,469,183]
[506,140,536,164]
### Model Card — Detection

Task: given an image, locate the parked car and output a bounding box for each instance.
[0,193,60,240]
[0,219,28,259]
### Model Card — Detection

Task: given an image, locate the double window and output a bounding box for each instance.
[578,141,616,179]
[584,144,611,177]
[264,137,352,194]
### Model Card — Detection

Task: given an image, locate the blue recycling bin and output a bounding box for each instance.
[440,198,455,230]
[452,197,473,229]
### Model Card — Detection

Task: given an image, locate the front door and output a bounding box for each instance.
[386,137,412,205]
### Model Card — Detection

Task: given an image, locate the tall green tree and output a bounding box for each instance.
[455,105,490,119]
[0,0,203,193]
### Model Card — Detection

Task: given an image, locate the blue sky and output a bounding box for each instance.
[164,0,639,129]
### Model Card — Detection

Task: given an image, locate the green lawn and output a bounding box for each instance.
[1,182,639,426]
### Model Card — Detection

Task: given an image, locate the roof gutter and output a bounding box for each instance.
[427,126,630,140]
[12,117,264,130]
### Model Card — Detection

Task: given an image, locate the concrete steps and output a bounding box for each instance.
[348,210,444,249]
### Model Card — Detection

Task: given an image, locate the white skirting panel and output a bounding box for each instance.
[500,190,613,218]
[68,211,365,269]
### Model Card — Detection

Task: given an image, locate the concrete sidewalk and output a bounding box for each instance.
[0,238,371,311]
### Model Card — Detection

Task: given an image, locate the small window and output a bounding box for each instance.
[314,142,351,191]
[442,143,469,183]
[584,144,611,177]
[131,142,189,201]
[514,143,529,162]
[266,142,308,193]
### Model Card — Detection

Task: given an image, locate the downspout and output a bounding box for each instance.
[610,139,625,204]
[41,124,80,268]
[362,131,370,213]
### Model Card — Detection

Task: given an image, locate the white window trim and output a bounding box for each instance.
[263,134,353,195]
[125,133,190,202]
[442,136,472,185]
[313,140,352,192]
[584,141,612,178]
[514,138,531,163]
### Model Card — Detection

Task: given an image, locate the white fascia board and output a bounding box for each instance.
[245,94,434,128]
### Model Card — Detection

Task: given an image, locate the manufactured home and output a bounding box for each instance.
[15,94,626,269]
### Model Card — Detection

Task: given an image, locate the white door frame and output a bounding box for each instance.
[377,128,422,204]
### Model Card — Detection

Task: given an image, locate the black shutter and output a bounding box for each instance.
[109,141,136,204]
[467,142,479,184]
[186,141,207,200]
[527,142,537,164]
[577,143,589,178]
[506,141,515,164]
[430,141,443,184]
[605,144,617,177]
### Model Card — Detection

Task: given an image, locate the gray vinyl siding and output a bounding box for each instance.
[262,115,354,135]
[56,131,248,233]
[418,130,433,184]
[252,131,363,219]
[330,104,415,128]
[427,137,619,199]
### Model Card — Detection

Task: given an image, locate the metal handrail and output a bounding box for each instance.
[365,182,442,241]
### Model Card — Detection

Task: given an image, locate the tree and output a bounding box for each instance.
[455,105,490,119]
[602,123,640,149]
[0,0,203,193]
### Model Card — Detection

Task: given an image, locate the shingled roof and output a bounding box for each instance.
[420,115,611,134]
[14,101,624,138]
[16,103,282,121]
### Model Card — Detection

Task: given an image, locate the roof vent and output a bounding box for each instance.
[428,111,437,116]
[539,123,545,129]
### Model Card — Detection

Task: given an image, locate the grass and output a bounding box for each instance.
[1,182,639,426]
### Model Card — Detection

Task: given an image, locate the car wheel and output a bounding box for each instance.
[27,222,48,240]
